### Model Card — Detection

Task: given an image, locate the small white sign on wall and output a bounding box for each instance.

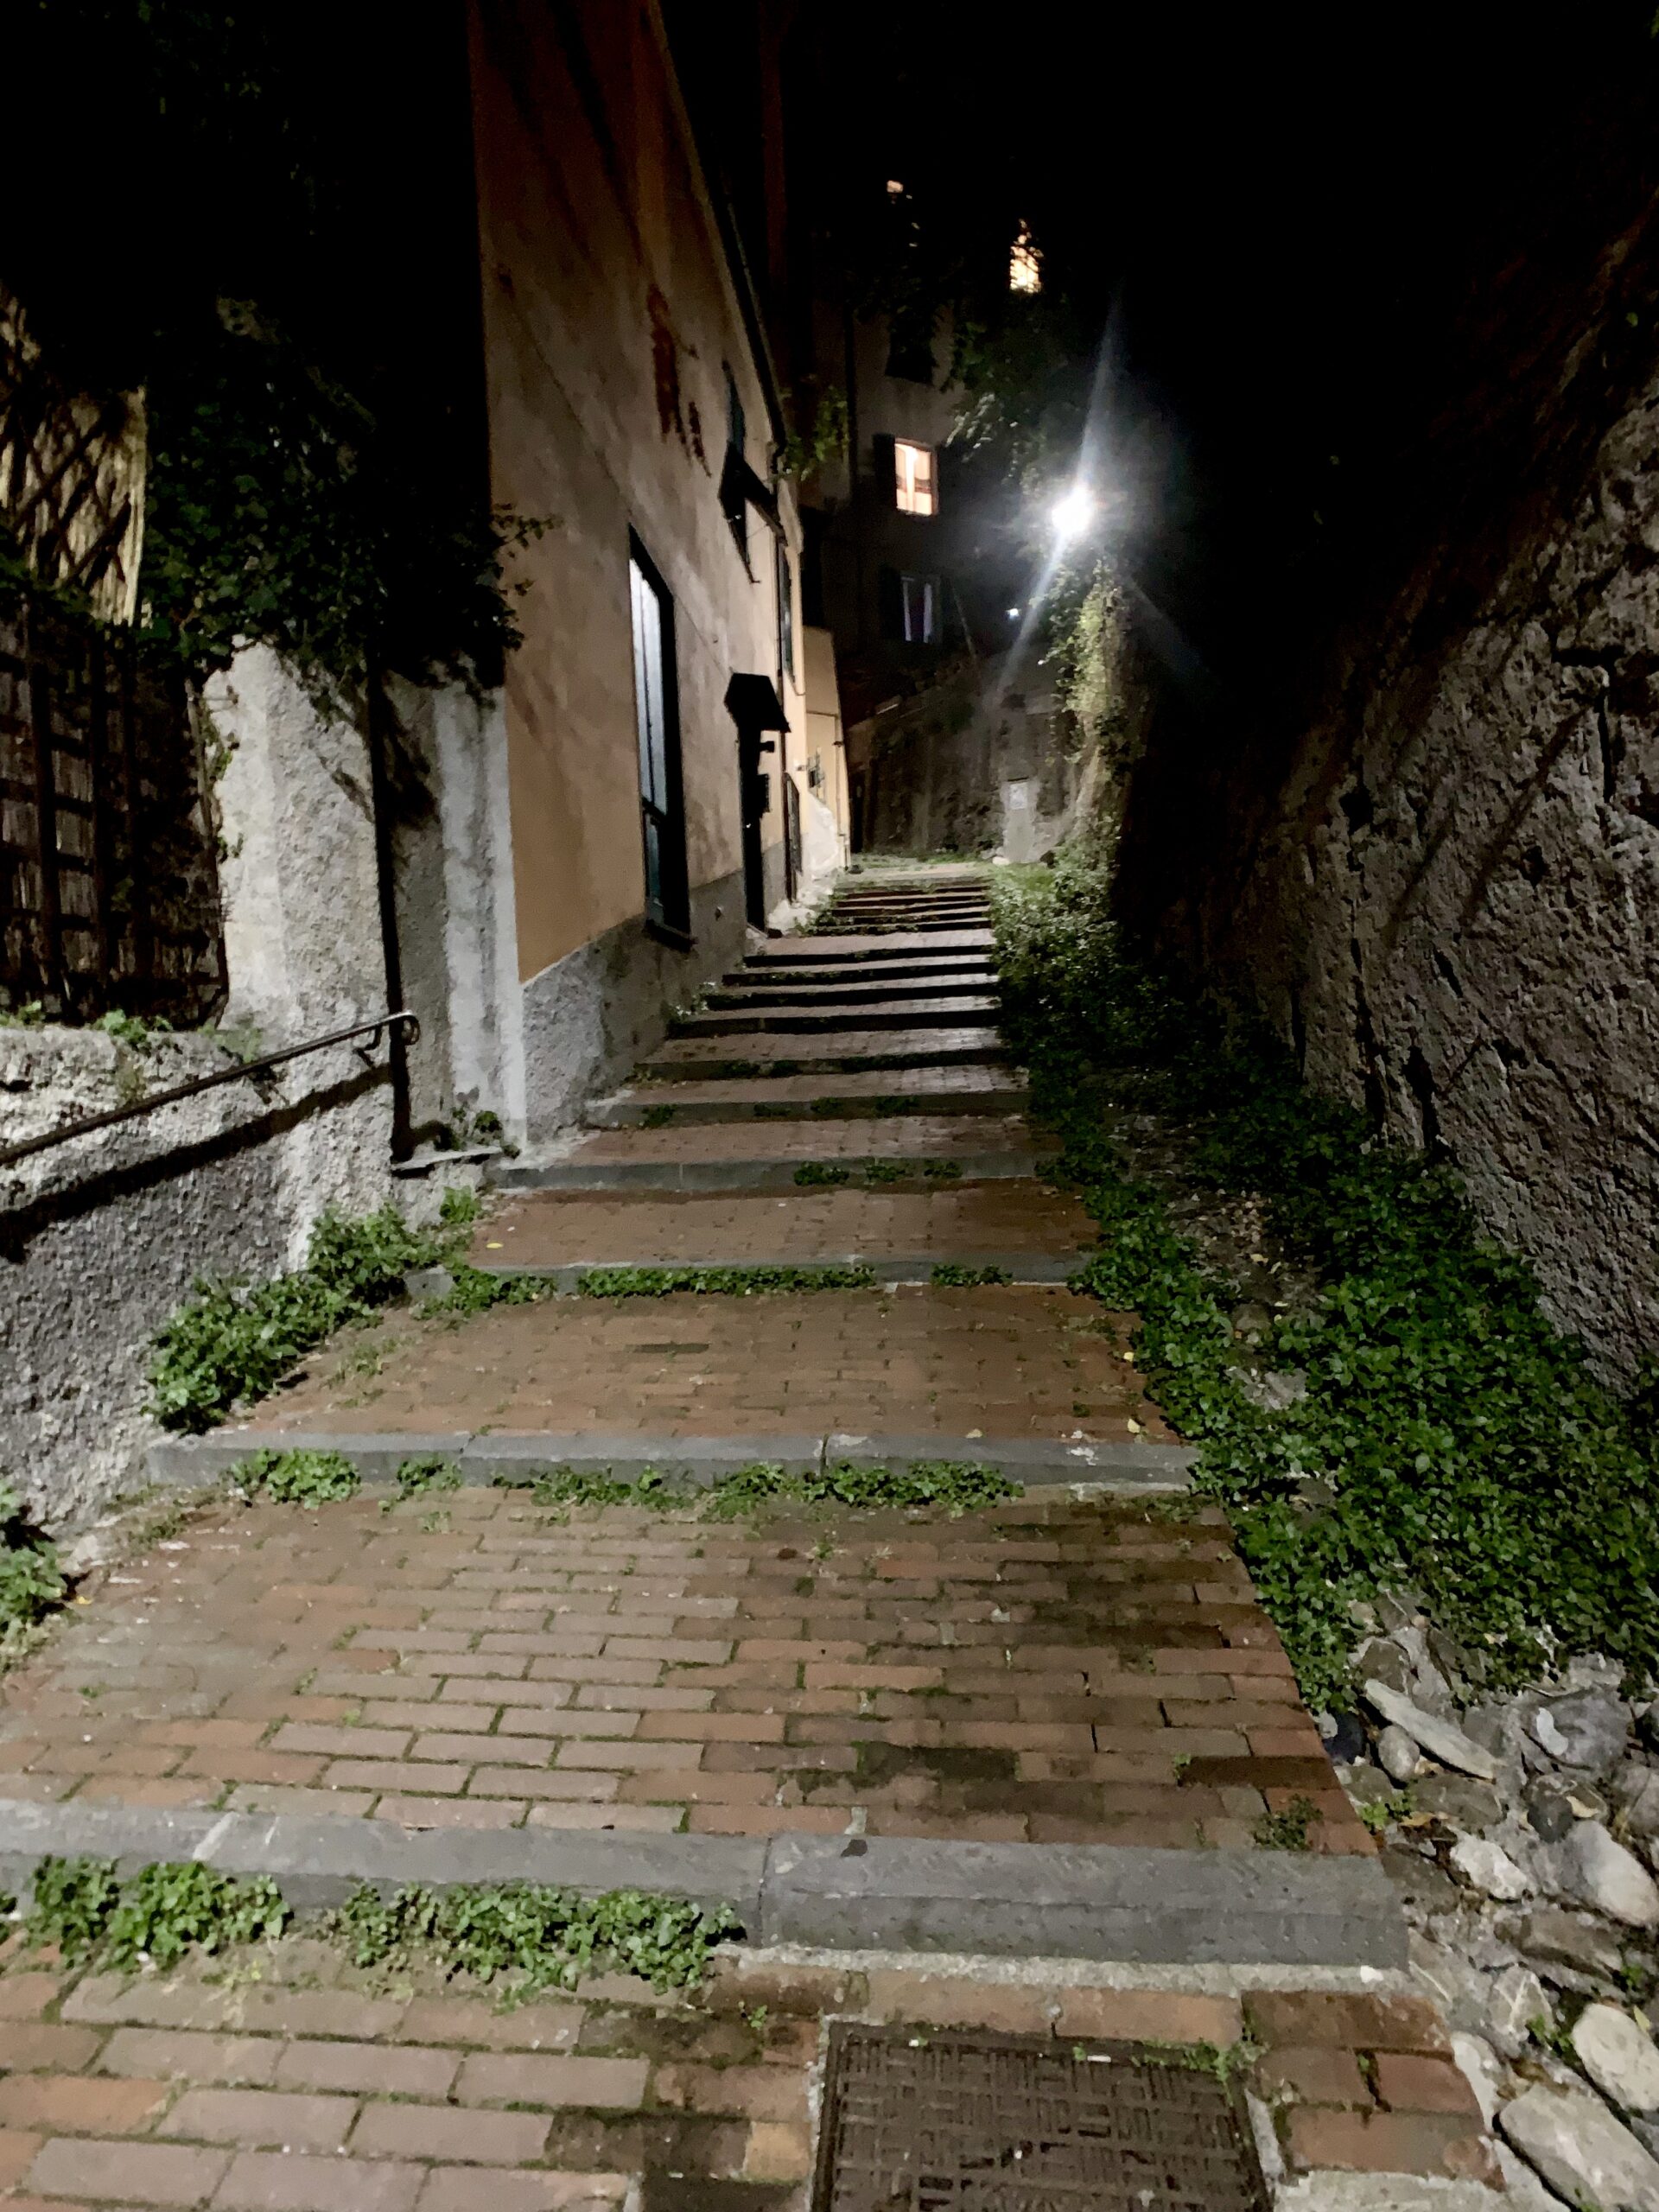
[1001,777,1036,861]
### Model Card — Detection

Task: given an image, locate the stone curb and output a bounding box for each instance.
[587,1088,1030,1126]
[0,1803,1405,1967]
[671,1001,1001,1039]
[488,1151,1050,1192]
[473,1255,1080,1287]
[745,941,993,966]
[642,1040,1007,1078]
[146,1430,1198,1491]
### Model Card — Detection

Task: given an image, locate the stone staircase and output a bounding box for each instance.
[0,863,1500,2209]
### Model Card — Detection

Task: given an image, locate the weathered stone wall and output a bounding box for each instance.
[1119,375,1659,1382]
[1,648,397,1525]
[849,652,1083,860]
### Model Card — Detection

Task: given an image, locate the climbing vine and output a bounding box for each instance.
[993,852,1659,1710]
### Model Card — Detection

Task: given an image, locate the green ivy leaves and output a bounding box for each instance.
[992,853,1659,1710]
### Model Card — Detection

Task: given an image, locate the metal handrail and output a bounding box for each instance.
[0,1009,420,1173]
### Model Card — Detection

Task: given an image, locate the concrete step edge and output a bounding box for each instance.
[470,1255,1080,1286]
[670,1003,1000,1038]
[640,1043,1008,1078]
[487,1152,1049,1192]
[585,1089,1029,1126]
[148,1429,1197,1491]
[0,1802,1404,1970]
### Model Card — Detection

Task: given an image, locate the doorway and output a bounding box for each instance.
[724,673,789,929]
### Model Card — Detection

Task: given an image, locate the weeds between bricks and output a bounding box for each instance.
[15,1855,736,1996]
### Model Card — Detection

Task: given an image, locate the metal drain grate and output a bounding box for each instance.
[813,2026,1271,2212]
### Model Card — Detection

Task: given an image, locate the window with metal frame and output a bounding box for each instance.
[893,438,936,516]
[627,536,690,940]
[777,543,795,684]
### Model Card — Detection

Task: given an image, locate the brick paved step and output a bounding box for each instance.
[491,1111,1052,1191]
[639,1027,1006,1077]
[814,915,988,933]
[824,902,990,923]
[491,1153,1043,1192]
[587,1070,1029,1123]
[518,1112,1042,1166]
[707,971,995,1009]
[720,956,993,989]
[5,1478,1394,1883]
[473,1179,1088,1267]
[667,995,1001,1039]
[753,929,994,962]
[213,1282,1177,1450]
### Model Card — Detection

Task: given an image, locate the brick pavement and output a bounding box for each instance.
[643,1025,1004,1075]
[474,1182,1093,1268]
[0,870,1496,2207]
[541,1111,1039,1166]
[234,1285,1173,1444]
[0,1488,1366,1849]
[0,1930,1493,2211]
[593,1066,1026,1119]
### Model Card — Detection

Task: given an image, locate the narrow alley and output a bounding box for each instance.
[6,7,1659,2210]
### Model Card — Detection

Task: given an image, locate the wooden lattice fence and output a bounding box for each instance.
[0,594,226,1023]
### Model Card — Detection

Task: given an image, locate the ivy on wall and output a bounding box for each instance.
[7,3,540,715]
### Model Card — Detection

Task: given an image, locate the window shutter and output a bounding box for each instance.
[870,433,897,506]
[877,563,903,640]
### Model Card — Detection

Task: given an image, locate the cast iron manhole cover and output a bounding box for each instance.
[813,2026,1270,2212]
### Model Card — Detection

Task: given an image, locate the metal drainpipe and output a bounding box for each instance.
[842,299,864,651]
[365,668,414,1161]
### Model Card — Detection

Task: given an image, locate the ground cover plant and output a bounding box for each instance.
[27,1856,290,1967]
[19,1855,734,1994]
[495,1458,1018,1520]
[331,1880,738,1996]
[233,1447,359,1505]
[148,1203,453,1431]
[0,1481,64,1643]
[992,850,1659,1709]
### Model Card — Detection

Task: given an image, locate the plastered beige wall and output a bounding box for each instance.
[468,0,803,984]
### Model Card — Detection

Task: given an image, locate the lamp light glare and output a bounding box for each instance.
[1006,606,1020,619]
[1051,486,1095,542]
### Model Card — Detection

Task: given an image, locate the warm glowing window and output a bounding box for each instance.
[894,439,935,516]
[1009,220,1041,294]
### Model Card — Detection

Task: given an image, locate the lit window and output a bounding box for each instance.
[900,574,938,645]
[1009,220,1041,294]
[894,439,935,516]
[887,178,905,197]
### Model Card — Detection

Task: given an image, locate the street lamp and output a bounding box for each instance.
[1051,486,1096,542]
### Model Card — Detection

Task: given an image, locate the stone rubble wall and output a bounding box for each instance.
[850,651,1084,861]
[1121,374,1659,1382]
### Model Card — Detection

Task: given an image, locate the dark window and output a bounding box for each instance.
[886,329,937,384]
[777,543,795,684]
[726,365,746,456]
[801,509,826,626]
[900,573,939,645]
[628,536,690,940]
[721,365,750,568]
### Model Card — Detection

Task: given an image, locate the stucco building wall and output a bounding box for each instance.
[468,0,810,1142]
